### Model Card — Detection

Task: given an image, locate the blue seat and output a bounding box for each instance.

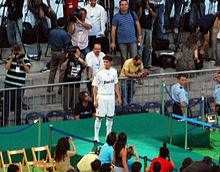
[165,100,174,116]
[124,103,143,112]
[142,102,162,113]
[188,98,202,118]
[46,110,67,122]
[64,110,75,120]
[205,97,214,114]
[25,112,46,124]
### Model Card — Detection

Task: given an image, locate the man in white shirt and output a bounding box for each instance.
[68,8,92,57]
[85,0,108,53]
[92,55,121,142]
[85,42,105,95]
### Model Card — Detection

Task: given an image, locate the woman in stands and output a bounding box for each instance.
[113,132,129,172]
[54,136,77,172]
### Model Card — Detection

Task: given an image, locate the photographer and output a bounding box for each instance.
[119,55,147,106]
[61,45,86,112]
[3,45,31,126]
[68,8,92,57]
[0,0,24,50]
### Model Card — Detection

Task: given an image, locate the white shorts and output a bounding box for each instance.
[96,94,115,117]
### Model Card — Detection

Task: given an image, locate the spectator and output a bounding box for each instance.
[54,137,77,172]
[164,0,183,34]
[149,143,174,172]
[47,17,70,92]
[120,55,146,105]
[85,0,107,53]
[99,132,117,165]
[99,163,115,172]
[149,0,165,39]
[176,32,201,71]
[77,153,99,171]
[28,0,57,40]
[113,132,129,172]
[111,0,142,64]
[68,8,92,57]
[127,145,140,171]
[91,159,101,172]
[138,0,157,69]
[152,161,161,172]
[213,71,220,115]
[179,157,193,172]
[8,164,19,172]
[189,0,205,25]
[60,45,86,112]
[3,45,30,126]
[0,0,24,50]
[85,42,105,96]
[213,14,220,66]
[132,162,142,172]
[74,91,96,120]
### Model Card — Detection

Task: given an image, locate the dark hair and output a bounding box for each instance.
[57,17,66,27]
[91,159,101,171]
[54,137,70,162]
[78,91,89,103]
[119,0,128,5]
[202,156,212,165]
[103,55,113,62]
[180,157,193,172]
[184,32,198,49]
[189,24,199,33]
[8,164,19,172]
[93,42,102,48]
[107,132,117,146]
[131,162,142,172]
[114,132,127,161]
[160,143,169,159]
[127,146,134,160]
[153,161,161,172]
[99,163,112,172]
[13,45,22,54]
[80,8,87,14]
[134,54,142,61]
[177,73,187,79]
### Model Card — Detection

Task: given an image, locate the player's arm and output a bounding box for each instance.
[93,86,98,108]
[115,83,121,106]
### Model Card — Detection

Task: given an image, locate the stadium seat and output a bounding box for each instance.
[124,103,143,112]
[142,102,162,113]
[25,112,46,124]
[115,105,126,115]
[46,110,67,122]
[64,110,75,120]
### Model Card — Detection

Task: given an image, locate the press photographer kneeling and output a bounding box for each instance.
[61,44,86,112]
[3,45,31,126]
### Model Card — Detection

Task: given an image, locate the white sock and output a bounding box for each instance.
[94,119,102,142]
[106,118,113,137]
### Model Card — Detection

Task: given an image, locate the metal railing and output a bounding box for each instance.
[0,68,219,127]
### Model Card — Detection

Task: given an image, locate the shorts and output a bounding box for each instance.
[96,94,115,117]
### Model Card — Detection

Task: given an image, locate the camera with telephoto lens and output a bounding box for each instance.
[69,8,82,22]
[66,44,78,62]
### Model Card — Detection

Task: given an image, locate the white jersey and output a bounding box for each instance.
[85,51,105,77]
[92,67,118,95]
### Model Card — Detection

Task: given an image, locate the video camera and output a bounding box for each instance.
[69,8,82,22]
[66,44,78,62]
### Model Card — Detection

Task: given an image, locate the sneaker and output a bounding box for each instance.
[40,66,50,73]
[173,28,179,34]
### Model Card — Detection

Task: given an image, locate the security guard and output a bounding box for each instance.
[213,71,220,115]
[171,74,188,117]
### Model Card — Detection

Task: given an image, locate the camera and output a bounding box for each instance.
[66,44,78,62]
[15,54,25,60]
[69,8,82,22]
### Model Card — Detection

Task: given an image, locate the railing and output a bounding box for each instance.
[0,68,219,126]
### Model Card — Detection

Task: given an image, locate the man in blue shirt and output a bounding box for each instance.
[171,74,188,117]
[213,71,220,115]
[47,17,70,92]
[99,132,117,165]
[111,0,142,64]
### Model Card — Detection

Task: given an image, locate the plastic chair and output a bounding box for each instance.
[30,145,55,172]
[64,110,75,120]
[25,112,46,124]
[124,103,143,112]
[7,148,31,172]
[142,102,162,113]
[115,106,126,115]
[46,111,67,122]
[188,98,202,118]
[165,100,174,116]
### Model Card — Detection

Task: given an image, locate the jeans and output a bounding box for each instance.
[81,46,91,57]
[7,18,23,46]
[216,39,220,66]
[3,83,23,126]
[121,80,136,106]
[164,0,183,29]
[189,3,205,25]
[151,3,165,39]
[119,42,138,64]
[139,29,153,67]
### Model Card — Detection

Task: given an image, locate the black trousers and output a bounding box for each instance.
[172,103,183,116]
[216,105,220,116]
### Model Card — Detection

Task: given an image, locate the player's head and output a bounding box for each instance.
[133,55,142,67]
[103,55,113,69]
[177,73,187,86]
[106,132,117,146]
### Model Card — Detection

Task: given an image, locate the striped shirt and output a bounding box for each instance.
[5,55,31,87]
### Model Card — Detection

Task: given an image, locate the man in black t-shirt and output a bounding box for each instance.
[74,91,96,120]
[61,46,86,112]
